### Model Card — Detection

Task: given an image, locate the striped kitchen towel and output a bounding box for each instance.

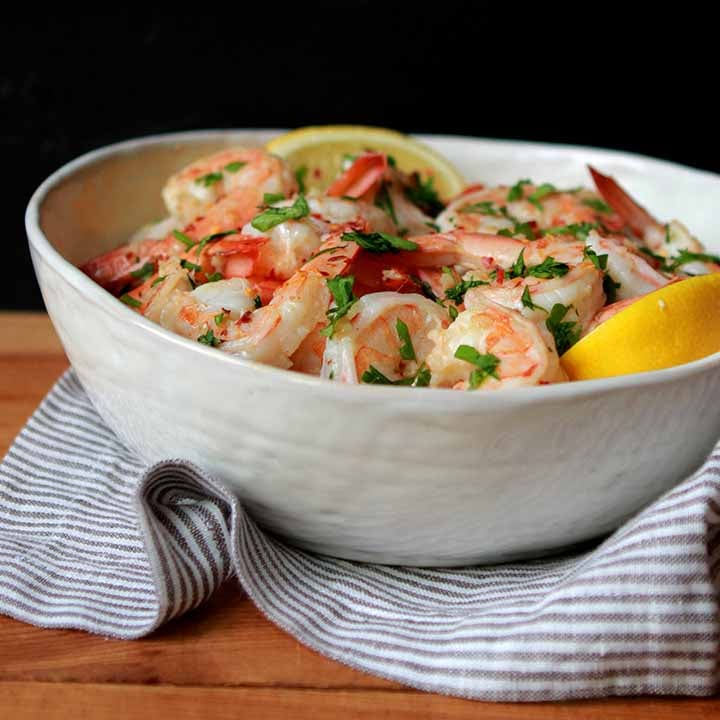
[1,370,719,701]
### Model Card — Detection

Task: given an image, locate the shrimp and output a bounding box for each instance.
[220,234,361,368]
[321,293,449,384]
[327,152,439,236]
[80,148,296,293]
[583,297,638,336]
[238,195,395,281]
[585,231,669,300]
[436,183,601,235]
[425,295,566,390]
[467,262,605,331]
[162,147,296,226]
[588,166,714,273]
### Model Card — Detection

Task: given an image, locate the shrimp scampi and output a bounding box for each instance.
[80,138,715,391]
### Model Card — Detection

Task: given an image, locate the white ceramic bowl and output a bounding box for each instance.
[26,130,720,566]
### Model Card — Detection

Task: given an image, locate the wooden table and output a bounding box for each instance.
[1,312,718,719]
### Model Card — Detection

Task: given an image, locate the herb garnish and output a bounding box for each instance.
[582,245,609,271]
[342,231,418,253]
[545,304,580,355]
[460,201,500,216]
[173,230,196,250]
[544,222,598,242]
[521,286,546,312]
[263,192,285,205]
[410,275,439,302]
[507,179,531,202]
[320,275,357,338]
[425,221,440,232]
[295,166,308,193]
[224,161,247,173]
[667,249,720,272]
[444,277,488,304]
[180,259,202,273]
[361,364,431,387]
[120,293,142,308]
[404,174,444,216]
[130,262,154,281]
[195,172,223,188]
[527,256,570,279]
[374,182,398,224]
[195,230,238,257]
[151,275,166,287]
[214,312,225,326]
[497,221,536,241]
[527,183,557,209]
[396,319,416,361]
[454,345,501,390]
[582,197,612,214]
[506,251,569,279]
[253,295,262,309]
[197,329,221,347]
[251,194,310,231]
[205,272,223,283]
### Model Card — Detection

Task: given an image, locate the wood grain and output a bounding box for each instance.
[0,312,717,718]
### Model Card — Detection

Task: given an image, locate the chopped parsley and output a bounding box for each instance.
[544,222,598,242]
[180,259,202,273]
[444,276,488,304]
[195,172,223,188]
[460,201,500,216]
[320,275,357,338]
[151,275,166,287]
[448,304,459,321]
[120,293,142,308]
[396,319,416,361]
[251,194,310,231]
[545,304,580,355]
[527,256,570,279]
[214,312,225,326]
[664,223,671,244]
[361,364,431,387]
[404,174,444,216]
[582,197,613,214]
[454,345,500,390]
[527,183,557,209]
[583,245,609,271]
[197,329,221,347]
[521,285,546,312]
[295,165,308,193]
[425,221,440,232]
[409,275,439,302]
[130,262,155,281]
[374,182,398,224]
[667,249,720,271]
[253,295,262,309]
[263,192,285,205]
[497,221,536,241]
[173,230,196,250]
[224,161,247,173]
[342,231,418,253]
[205,272,223,283]
[506,251,569,279]
[195,230,238,256]
[507,179,531,202]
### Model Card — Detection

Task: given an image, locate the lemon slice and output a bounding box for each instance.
[561,274,720,380]
[266,125,465,198]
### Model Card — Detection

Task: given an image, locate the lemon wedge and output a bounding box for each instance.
[266,125,465,198]
[561,274,720,380]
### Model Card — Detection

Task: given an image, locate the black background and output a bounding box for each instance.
[2,5,714,310]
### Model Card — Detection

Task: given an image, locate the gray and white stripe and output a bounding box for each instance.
[1,370,718,701]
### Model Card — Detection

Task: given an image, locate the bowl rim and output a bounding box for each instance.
[25,128,720,408]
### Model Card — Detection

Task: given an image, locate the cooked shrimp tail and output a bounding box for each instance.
[588,165,658,237]
[326,152,387,198]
